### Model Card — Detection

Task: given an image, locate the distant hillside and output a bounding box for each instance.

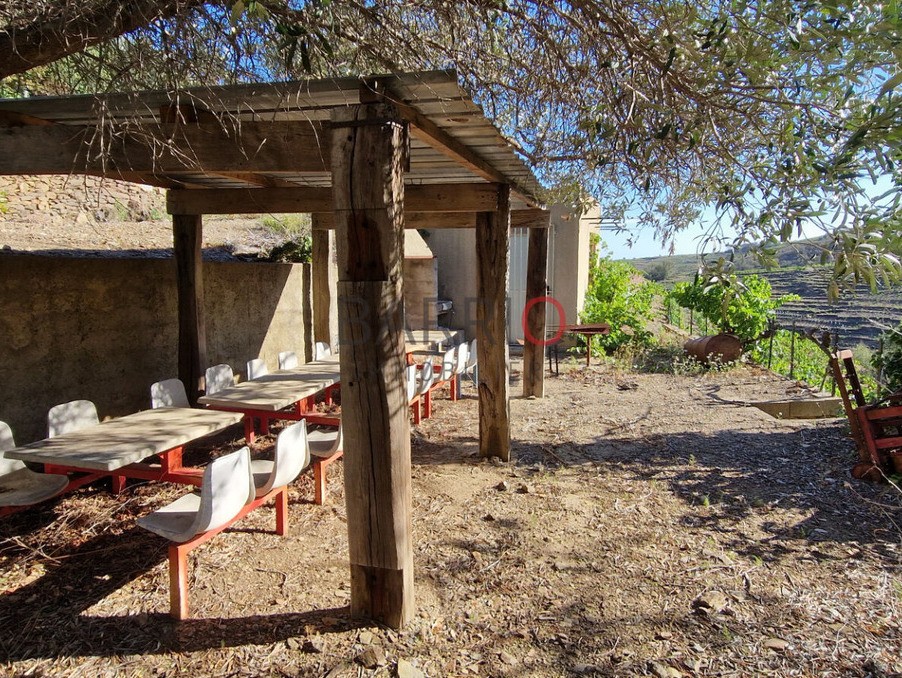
[623,235,834,283]
[621,237,902,348]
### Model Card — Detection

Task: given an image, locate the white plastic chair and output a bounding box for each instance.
[406,364,419,404]
[278,351,299,370]
[314,342,332,361]
[48,400,99,438]
[450,342,470,400]
[413,357,436,423]
[138,447,255,543]
[462,338,478,387]
[436,346,456,383]
[137,447,257,619]
[250,420,311,497]
[246,358,269,380]
[151,378,190,409]
[0,421,69,511]
[205,364,235,396]
[307,421,344,504]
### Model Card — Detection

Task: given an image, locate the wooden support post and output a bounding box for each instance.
[523,222,550,398]
[332,102,414,629]
[172,213,207,403]
[312,220,339,350]
[476,185,512,460]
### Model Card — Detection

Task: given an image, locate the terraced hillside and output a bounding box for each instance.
[764,268,901,348]
[624,244,901,348]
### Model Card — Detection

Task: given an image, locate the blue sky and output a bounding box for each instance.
[604,221,711,260]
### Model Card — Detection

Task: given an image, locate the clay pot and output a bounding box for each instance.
[683,334,743,364]
[890,452,902,476]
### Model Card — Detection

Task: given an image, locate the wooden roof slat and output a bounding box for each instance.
[0,70,542,205]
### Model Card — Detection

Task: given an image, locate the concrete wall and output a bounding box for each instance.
[427,203,595,341]
[404,257,438,330]
[424,229,479,339]
[0,254,309,443]
[402,230,439,330]
[550,203,595,330]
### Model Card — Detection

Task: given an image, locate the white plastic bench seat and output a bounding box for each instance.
[137,446,293,619]
[151,378,190,409]
[250,420,311,497]
[138,447,255,543]
[278,351,299,370]
[0,421,69,512]
[306,422,343,504]
[48,400,99,438]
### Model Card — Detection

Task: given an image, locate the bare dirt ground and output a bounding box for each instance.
[0,215,290,258]
[1,357,901,677]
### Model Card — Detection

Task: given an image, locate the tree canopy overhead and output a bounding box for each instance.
[1,0,900,294]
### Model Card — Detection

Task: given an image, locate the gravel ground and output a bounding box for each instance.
[1,357,900,677]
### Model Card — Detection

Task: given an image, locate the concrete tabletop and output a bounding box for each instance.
[5,408,243,472]
[198,356,341,412]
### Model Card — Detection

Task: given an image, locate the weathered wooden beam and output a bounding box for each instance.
[523,221,550,398]
[209,171,301,188]
[312,208,549,230]
[476,185,512,460]
[170,186,332,214]
[0,120,329,175]
[362,80,539,207]
[333,102,414,629]
[172,214,207,404]
[167,183,501,215]
[311,219,338,350]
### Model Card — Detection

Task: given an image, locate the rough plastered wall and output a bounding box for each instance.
[424,229,479,339]
[0,254,309,443]
[550,203,595,332]
[0,175,165,224]
[403,231,439,330]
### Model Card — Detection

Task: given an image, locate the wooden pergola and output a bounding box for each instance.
[0,69,550,628]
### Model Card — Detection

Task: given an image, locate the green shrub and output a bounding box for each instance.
[268,235,313,263]
[874,320,902,394]
[668,273,798,344]
[580,258,657,352]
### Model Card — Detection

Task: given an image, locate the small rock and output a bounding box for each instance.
[359,631,375,644]
[649,660,683,678]
[573,664,601,675]
[356,646,386,668]
[490,456,504,466]
[396,659,424,678]
[499,650,517,665]
[655,630,673,640]
[763,637,789,651]
[286,637,301,651]
[692,590,729,614]
[516,484,535,494]
[495,481,510,491]
[482,514,496,521]
[302,637,325,653]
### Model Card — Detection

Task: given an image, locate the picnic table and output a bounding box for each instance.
[198,355,342,442]
[5,407,243,489]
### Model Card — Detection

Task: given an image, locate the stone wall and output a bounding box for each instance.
[0,175,165,224]
[0,253,310,443]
